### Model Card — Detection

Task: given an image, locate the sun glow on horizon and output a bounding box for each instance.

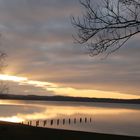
[0,74,27,82]
[0,74,140,99]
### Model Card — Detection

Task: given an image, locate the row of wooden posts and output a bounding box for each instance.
[24,117,92,127]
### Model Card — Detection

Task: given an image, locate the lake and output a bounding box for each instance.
[0,100,140,137]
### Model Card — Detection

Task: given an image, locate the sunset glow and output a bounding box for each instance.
[0,0,140,138]
[0,74,27,82]
[0,74,140,99]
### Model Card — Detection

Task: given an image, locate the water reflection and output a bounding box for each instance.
[0,100,140,137]
[0,101,138,122]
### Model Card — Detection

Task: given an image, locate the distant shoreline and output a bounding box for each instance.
[0,94,140,104]
[0,121,140,140]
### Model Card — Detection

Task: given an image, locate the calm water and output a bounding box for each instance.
[0,100,140,137]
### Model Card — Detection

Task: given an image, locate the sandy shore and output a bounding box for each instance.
[0,121,140,140]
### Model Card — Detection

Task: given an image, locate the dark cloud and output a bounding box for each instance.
[6,81,55,96]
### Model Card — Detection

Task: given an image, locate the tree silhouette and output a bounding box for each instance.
[72,0,140,56]
[0,51,8,94]
[0,51,6,72]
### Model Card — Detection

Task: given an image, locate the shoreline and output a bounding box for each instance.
[0,121,140,140]
[0,94,140,104]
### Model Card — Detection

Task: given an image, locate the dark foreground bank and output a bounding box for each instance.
[0,121,140,140]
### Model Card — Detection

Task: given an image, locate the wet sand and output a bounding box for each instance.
[0,121,139,140]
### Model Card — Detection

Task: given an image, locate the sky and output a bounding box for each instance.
[0,0,140,99]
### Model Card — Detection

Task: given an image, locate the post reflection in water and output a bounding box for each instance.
[0,100,140,137]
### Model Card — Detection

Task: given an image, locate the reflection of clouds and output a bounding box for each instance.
[0,116,24,122]
[17,107,139,121]
[0,100,22,105]
[0,100,45,108]
[0,104,139,123]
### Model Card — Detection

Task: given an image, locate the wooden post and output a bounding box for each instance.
[57,119,59,125]
[36,120,39,127]
[80,118,82,123]
[69,118,71,124]
[85,118,87,123]
[63,119,65,125]
[43,120,47,127]
[50,120,53,125]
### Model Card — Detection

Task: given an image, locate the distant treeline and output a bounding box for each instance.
[0,94,140,104]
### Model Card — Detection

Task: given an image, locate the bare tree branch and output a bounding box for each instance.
[72,0,140,56]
